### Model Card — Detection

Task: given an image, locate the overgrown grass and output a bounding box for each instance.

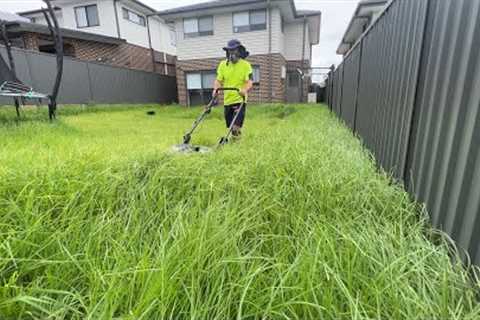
[0,104,479,319]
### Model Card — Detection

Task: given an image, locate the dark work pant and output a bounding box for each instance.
[224,103,246,128]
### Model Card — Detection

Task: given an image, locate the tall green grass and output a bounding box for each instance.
[0,104,479,319]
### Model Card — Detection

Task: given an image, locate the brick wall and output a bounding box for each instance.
[23,33,39,51]
[176,53,287,106]
[20,32,176,76]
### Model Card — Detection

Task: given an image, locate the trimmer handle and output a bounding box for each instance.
[216,87,239,92]
[213,87,246,102]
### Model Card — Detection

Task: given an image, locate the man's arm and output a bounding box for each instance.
[240,80,253,97]
[213,79,222,96]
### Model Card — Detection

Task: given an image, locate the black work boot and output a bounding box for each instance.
[232,129,242,141]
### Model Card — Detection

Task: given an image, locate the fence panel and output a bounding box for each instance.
[26,50,92,104]
[339,45,361,130]
[0,45,177,106]
[333,64,343,116]
[325,73,332,108]
[327,0,480,265]
[407,0,480,264]
[354,0,428,178]
[88,63,177,104]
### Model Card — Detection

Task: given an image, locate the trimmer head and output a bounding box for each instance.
[171,144,212,154]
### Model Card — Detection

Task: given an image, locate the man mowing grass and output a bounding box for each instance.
[212,39,253,138]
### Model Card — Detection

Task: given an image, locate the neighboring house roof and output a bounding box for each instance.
[0,10,31,23]
[129,0,157,14]
[18,1,159,20]
[337,0,388,55]
[156,0,320,19]
[17,7,61,17]
[5,21,126,45]
[296,10,322,17]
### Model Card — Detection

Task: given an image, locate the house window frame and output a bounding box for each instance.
[74,4,100,28]
[122,7,146,27]
[186,70,217,106]
[183,16,214,38]
[233,9,267,33]
[251,65,260,85]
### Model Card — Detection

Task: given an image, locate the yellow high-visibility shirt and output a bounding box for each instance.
[216,59,253,105]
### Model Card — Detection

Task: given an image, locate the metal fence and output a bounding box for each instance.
[326,0,480,264]
[0,45,177,105]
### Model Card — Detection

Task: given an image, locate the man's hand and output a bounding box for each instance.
[240,80,253,98]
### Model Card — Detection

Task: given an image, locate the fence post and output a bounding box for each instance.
[403,0,432,185]
[353,40,364,134]
[328,65,334,110]
[85,62,95,103]
[339,64,345,117]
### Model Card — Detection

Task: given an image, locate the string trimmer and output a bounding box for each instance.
[172,88,245,154]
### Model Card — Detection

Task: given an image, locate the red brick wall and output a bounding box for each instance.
[176,54,287,106]
[20,32,176,76]
[23,33,39,51]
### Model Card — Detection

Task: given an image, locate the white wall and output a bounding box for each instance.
[149,17,176,56]
[305,26,311,62]
[277,11,285,58]
[270,8,283,58]
[116,1,177,54]
[175,7,282,61]
[116,2,149,48]
[283,20,310,61]
[58,0,118,38]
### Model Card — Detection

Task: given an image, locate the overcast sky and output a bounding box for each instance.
[0,0,359,75]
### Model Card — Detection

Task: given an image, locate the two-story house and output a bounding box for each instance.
[157,0,321,106]
[337,0,387,56]
[17,0,177,75]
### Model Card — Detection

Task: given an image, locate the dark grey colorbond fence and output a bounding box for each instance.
[0,45,177,105]
[326,0,480,264]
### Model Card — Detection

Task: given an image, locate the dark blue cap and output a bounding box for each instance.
[223,39,243,51]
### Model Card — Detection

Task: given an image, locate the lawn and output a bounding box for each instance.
[0,104,479,319]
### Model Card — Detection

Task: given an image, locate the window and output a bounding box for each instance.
[202,72,217,89]
[122,8,146,27]
[252,66,260,84]
[233,9,266,33]
[186,71,216,105]
[183,16,213,38]
[186,73,202,90]
[169,26,177,47]
[75,5,99,28]
[281,15,285,33]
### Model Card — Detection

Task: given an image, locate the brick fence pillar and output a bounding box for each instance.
[23,33,40,51]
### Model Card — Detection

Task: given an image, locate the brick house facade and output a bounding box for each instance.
[158,0,321,106]
[17,31,176,76]
[176,55,311,106]
[176,54,290,106]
